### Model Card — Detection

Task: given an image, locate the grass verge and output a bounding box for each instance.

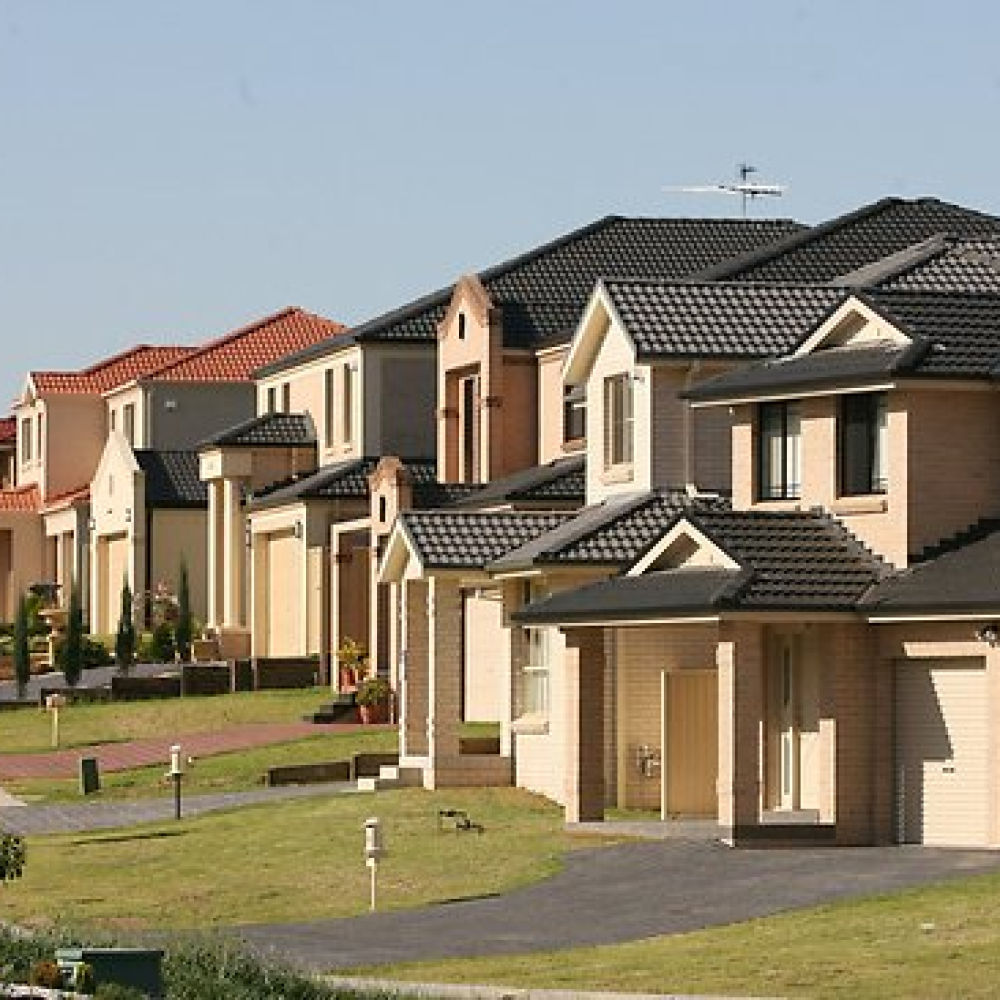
[5,730,398,802]
[3,787,571,930]
[356,868,1000,999]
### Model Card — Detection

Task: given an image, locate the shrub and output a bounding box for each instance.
[94,982,146,999]
[115,577,137,675]
[84,635,114,669]
[151,621,176,663]
[0,832,26,883]
[29,958,63,989]
[356,675,391,707]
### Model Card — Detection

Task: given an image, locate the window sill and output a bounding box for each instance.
[600,463,634,486]
[833,495,887,515]
[752,499,802,512]
[562,437,585,453]
[511,715,549,736]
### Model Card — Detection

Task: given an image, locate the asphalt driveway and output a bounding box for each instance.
[239,839,1000,971]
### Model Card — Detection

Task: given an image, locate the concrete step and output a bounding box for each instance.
[304,693,358,725]
[356,763,424,793]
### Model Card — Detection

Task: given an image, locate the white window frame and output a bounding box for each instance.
[603,373,634,471]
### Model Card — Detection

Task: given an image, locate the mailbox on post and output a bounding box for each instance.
[45,692,67,749]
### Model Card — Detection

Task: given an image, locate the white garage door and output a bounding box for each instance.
[894,658,989,847]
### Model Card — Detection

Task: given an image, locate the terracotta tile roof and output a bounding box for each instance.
[40,484,91,513]
[0,417,15,444]
[147,307,346,383]
[0,485,40,512]
[32,344,194,396]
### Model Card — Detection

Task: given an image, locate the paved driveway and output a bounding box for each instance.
[239,839,1000,971]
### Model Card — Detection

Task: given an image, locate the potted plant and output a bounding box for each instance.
[336,637,368,691]
[355,674,392,724]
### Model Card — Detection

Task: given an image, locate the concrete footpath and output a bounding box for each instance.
[239,840,1000,972]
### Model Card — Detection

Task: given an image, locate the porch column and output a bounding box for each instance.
[401,579,429,759]
[425,576,462,786]
[206,479,224,629]
[717,621,764,843]
[221,476,245,628]
[563,626,606,824]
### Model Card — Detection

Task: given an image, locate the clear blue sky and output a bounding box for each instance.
[2,0,999,405]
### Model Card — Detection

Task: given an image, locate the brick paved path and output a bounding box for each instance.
[0,721,380,779]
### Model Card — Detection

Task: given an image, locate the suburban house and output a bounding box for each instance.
[202,214,801,676]
[88,307,343,638]
[379,197,1000,850]
[0,343,195,621]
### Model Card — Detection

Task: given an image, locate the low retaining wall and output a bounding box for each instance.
[180,663,231,697]
[110,674,181,700]
[251,657,321,690]
[266,760,352,786]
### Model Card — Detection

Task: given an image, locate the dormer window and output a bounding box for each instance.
[458,312,466,340]
[563,385,586,444]
[839,392,888,496]
[758,401,801,501]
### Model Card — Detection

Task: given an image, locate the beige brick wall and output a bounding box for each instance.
[402,579,429,757]
[463,588,507,722]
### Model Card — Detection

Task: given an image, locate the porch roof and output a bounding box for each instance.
[451,454,585,510]
[514,507,887,623]
[249,456,437,509]
[135,450,208,509]
[862,523,1000,614]
[200,412,317,449]
[398,510,569,571]
[488,489,728,573]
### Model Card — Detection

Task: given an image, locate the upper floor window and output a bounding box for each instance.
[520,582,551,719]
[839,392,888,496]
[457,312,466,340]
[341,364,356,446]
[281,382,291,413]
[36,414,43,461]
[266,386,278,414]
[324,368,335,449]
[603,374,633,470]
[20,418,31,464]
[758,401,801,500]
[459,373,479,483]
[123,403,136,447]
[563,386,586,444]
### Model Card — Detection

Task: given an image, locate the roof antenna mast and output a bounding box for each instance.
[664,163,788,218]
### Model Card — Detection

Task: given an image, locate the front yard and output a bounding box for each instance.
[3,787,570,930]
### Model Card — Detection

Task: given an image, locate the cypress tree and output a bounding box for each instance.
[175,560,193,662]
[60,584,84,688]
[115,577,136,674]
[13,593,30,701]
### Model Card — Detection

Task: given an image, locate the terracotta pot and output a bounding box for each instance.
[358,701,389,725]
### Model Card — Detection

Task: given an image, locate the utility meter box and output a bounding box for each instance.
[169,744,185,776]
[364,816,386,862]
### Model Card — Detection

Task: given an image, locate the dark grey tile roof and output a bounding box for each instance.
[698,198,1000,285]
[250,457,437,509]
[413,481,485,509]
[515,507,887,622]
[489,490,730,573]
[453,455,585,510]
[200,412,317,449]
[687,288,1000,400]
[400,510,570,571]
[880,237,1000,294]
[259,216,804,372]
[514,569,747,625]
[135,450,208,509]
[862,525,1000,613]
[685,340,921,402]
[602,280,846,359]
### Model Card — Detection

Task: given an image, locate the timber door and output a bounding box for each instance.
[662,670,718,818]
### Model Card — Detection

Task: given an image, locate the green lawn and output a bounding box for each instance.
[4,787,571,931]
[0,687,332,753]
[359,869,1000,999]
[5,730,398,802]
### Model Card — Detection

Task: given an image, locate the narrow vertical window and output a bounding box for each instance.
[459,374,479,482]
[758,401,801,500]
[123,403,136,447]
[36,413,43,462]
[281,382,291,414]
[341,364,355,446]
[324,368,335,449]
[20,418,31,464]
[839,392,888,496]
[603,374,634,470]
[562,385,586,444]
[266,386,277,414]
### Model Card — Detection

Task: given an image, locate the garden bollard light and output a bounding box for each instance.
[45,693,67,749]
[364,816,386,911]
[168,744,185,820]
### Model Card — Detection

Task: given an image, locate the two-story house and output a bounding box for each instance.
[88,307,343,637]
[379,197,1000,849]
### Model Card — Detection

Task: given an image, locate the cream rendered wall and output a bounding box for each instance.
[144,382,254,451]
[38,395,107,500]
[0,514,45,621]
[537,346,570,464]
[149,509,208,622]
[105,385,146,448]
[584,316,646,503]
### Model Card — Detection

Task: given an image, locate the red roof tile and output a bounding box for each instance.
[0,485,40,513]
[40,484,91,512]
[32,344,195,396]
[0,417,15,444]
[146,307,346,383]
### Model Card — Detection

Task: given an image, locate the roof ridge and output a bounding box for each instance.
[691,197,903,282]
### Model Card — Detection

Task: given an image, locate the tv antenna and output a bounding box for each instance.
[663,163,788,218]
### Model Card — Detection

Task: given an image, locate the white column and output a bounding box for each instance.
[221,477,244,628]
[206,479,224,629]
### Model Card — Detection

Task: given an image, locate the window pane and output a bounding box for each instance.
[874,395,889,492]
[784,405,801,498]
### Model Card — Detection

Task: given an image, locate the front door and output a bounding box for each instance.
[777,641,799,811]
[661,670,718,818]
